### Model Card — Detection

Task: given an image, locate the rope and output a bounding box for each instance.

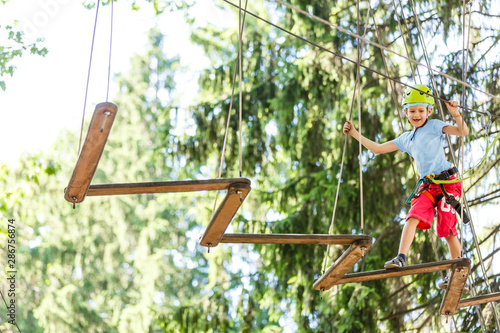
[221,0,494,117]
[211,0,248,219]
[272,0,499,103]
[400,1,461,326]
[368,1,418,183]
[106,0,114,102]
[238,0,243,177]
[459,0,471,270]
[356,0,364,234]
[396,0,423,81]
[321,2,372,275]
[78,0,101,155]
[391,0,417,83]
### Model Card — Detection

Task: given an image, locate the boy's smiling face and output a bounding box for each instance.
[405,104,433,128]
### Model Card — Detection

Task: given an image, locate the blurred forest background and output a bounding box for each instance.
[1,0,500,331]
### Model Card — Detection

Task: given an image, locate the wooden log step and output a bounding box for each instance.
[221,234,372,245]
[64,102,118,204]
[439,260,471,315]
[199,183,251,248]
[458,291,500,309]
[333,258,471,286]
[87,178,251,196]
[313,239,373,291]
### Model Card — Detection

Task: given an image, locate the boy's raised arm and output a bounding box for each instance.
[442,101,469,136]
[343,121,399,154]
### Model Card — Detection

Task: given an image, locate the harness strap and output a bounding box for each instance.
[422,190,437,205]
[406,166,470,224]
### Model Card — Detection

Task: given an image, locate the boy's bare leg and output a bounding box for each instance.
[398,217,420,255]
[439,233,468,292]
[444,234,462,259]
[385,217,420,268]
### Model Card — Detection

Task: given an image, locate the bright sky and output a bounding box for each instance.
[0,0,222,166]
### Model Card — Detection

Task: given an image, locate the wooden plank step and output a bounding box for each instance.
[199,183,251,248]
[313,239,373,291]
[458,291,500,309]
[333,258,471,285]
[87,178,251,196]
[64,102,118,204]
[221,234,372,245]
[439,259,471,315]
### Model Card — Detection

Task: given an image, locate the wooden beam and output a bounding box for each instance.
[439,260,471,315]
[87,178,251,196]
[313,239,373,291]
[64,102,118,204]
[333,258,471,285]
[221,234,372,245]
[199,183,251,247]
[458,291,500,309]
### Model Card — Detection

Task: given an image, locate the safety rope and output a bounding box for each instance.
[222,0,495,117]
[78,0,102,155]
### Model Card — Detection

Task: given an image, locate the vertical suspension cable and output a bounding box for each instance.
[78,0,101,155]
[408,0,456,165]
[356,0,364,234]
[211,0,248,219]
[238,0,243,177]
[455,12,473,331]
[459,0,470,260]
[106,0,114,102]
[391,0,417,82]
[369,2,418,182]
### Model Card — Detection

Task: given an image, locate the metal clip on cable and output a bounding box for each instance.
[480,110,492,136]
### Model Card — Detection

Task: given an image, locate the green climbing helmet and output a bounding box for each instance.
[402,84,435,108]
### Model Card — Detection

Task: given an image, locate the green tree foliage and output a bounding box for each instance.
[149,0,500,331]
[1,1,500,332]
[0,22,47,91]
[0,30,217,332]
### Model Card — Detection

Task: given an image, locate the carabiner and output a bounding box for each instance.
[480,110,492,135]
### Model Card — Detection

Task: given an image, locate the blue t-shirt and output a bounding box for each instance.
[392,119,452,177]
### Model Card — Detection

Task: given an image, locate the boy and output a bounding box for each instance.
[342,84,469,291]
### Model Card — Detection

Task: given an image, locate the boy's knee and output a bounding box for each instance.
[406,217,420,226]
[444,234,457,241]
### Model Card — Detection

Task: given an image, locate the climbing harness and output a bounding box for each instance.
[406,167,470,223]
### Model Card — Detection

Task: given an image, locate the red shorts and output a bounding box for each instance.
[407,179,462,237]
